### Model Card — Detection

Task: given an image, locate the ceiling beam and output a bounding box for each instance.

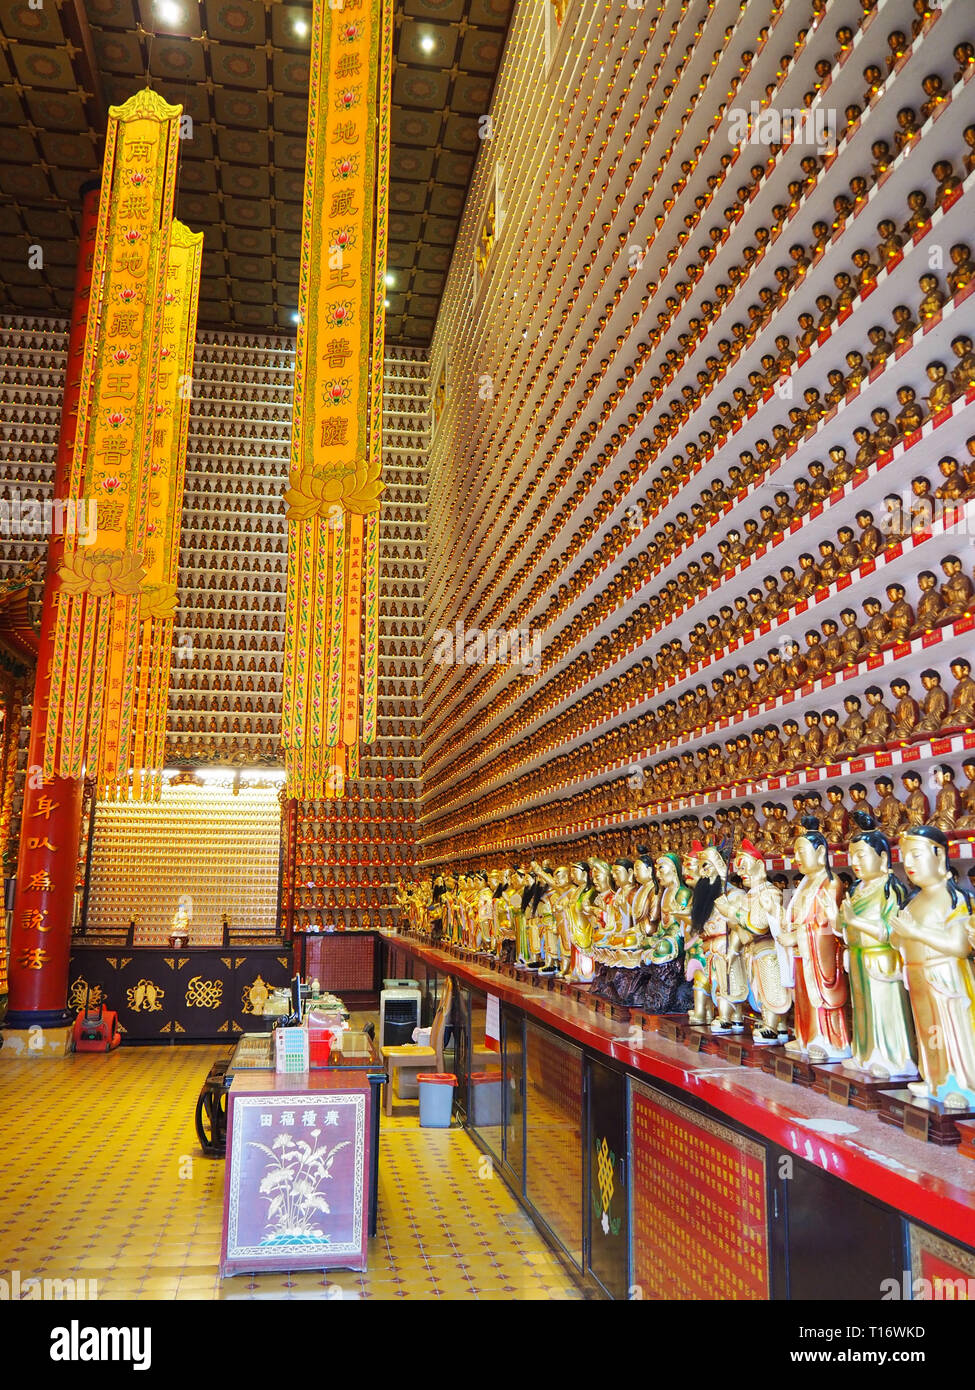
[60,0,109,141]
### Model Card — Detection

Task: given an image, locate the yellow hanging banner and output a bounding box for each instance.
[42,89,200,798]
[283,0,391,799]
[134,219,203,799]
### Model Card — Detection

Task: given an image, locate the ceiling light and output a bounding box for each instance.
[384,272,395,287]
[384,298,390,308]
[420,32,436,53]
[293,18,309,37]
[156,0,182,23]
[291,311,300,324]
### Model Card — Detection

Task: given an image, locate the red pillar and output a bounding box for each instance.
[4,182,99,1029]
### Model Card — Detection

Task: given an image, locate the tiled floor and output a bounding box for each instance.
[0,1045,586,1300]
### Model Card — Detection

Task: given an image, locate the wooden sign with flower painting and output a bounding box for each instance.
[221,1079,371,1275]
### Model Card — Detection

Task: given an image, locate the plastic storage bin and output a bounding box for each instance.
[470,1070,504,1127]
[417,1072,456,1128]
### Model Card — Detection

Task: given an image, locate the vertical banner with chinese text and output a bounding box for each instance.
[40,89,200,799]
[283,0,391,798]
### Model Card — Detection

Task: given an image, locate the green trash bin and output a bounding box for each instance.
[417,1072,456,1127]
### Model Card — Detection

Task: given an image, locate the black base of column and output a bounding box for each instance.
[3,1008,75,1030]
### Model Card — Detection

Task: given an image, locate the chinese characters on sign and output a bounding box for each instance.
[222,1089,369,1275]
[630,1081,770,1300]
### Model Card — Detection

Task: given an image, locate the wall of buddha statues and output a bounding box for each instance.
[419,0,975,877]
[289,349,427,934]
[0,317,428,934]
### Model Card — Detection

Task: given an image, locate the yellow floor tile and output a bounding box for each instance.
[0,1045,585,1302]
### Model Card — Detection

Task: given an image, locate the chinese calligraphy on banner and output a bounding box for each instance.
[282,0,392,798]
[629,1080,770,1299]
[42,88,201,798]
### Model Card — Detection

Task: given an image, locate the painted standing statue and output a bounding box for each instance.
[780,819,852,1062]
[892,825,975,1108]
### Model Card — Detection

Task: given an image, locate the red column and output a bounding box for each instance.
[4,183,99,1029]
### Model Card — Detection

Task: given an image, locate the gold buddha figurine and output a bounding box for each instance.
[873,405,895,453]
[930,764,962,833]
[866,325,893,371]
[902,187,933,239]
[926,360,955,415]
[916,668,950,734]
[782,718,805,768]
[909,472,937,531]
[824,786,850,844]
[849,783,871,821]
[803,711,824,764]
[892,826,975,1108]
[885,581,914,643]
[901,770,931,826]
[895,305,917,350]
[948,244,975,296]
[891,677,920,739]
[835,526,860,574]
[816,540,840,586]
[804,630,827,679]
[825,369,847,409]
[940,554,974,622]
[919,73,948,122]
[856,507,883,558]
[840,606,866,663]
[870,139,892,180]
[874,776,907,837]
[838,813,918,1081]
[839,694,867,754]
[911,569,946,634]
[885,28,909,70]
[951,335,975,395]
[933,162,962,213]
[954,38,975,80]
[764,723,785,771]
[959,758,975,828]
[948,657,975,729]
[918,271,946,321]
[893,106,920,152]
[862,596,891,654]
[875,218,903,266]
[863,685,893,748]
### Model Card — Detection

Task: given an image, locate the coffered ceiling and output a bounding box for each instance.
[0,0,512,343]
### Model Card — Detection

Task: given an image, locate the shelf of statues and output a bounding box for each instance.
[417,756,975,866]
[408,812,975,1143]
[472,1,912,505]
[424,253,975,757]
[428,12,968,650]
[0,408,61,426]
[439,0,773,414]
[0,465,55,483]
[425,730,975,852]
[178,497,286,517]
[448,217,975,707]
[422,449,975,791]
[0,321,68,350]
[424,604,975,825]
[293,878,402,892]
[295,836,412,854]
[423,0,838,598]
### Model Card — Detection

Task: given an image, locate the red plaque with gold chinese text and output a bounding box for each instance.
[629,1080,769,1299]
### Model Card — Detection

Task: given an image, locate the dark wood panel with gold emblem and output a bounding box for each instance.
[68,944,292,1041]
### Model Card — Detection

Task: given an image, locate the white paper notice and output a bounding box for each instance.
[485,992,500,1045]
